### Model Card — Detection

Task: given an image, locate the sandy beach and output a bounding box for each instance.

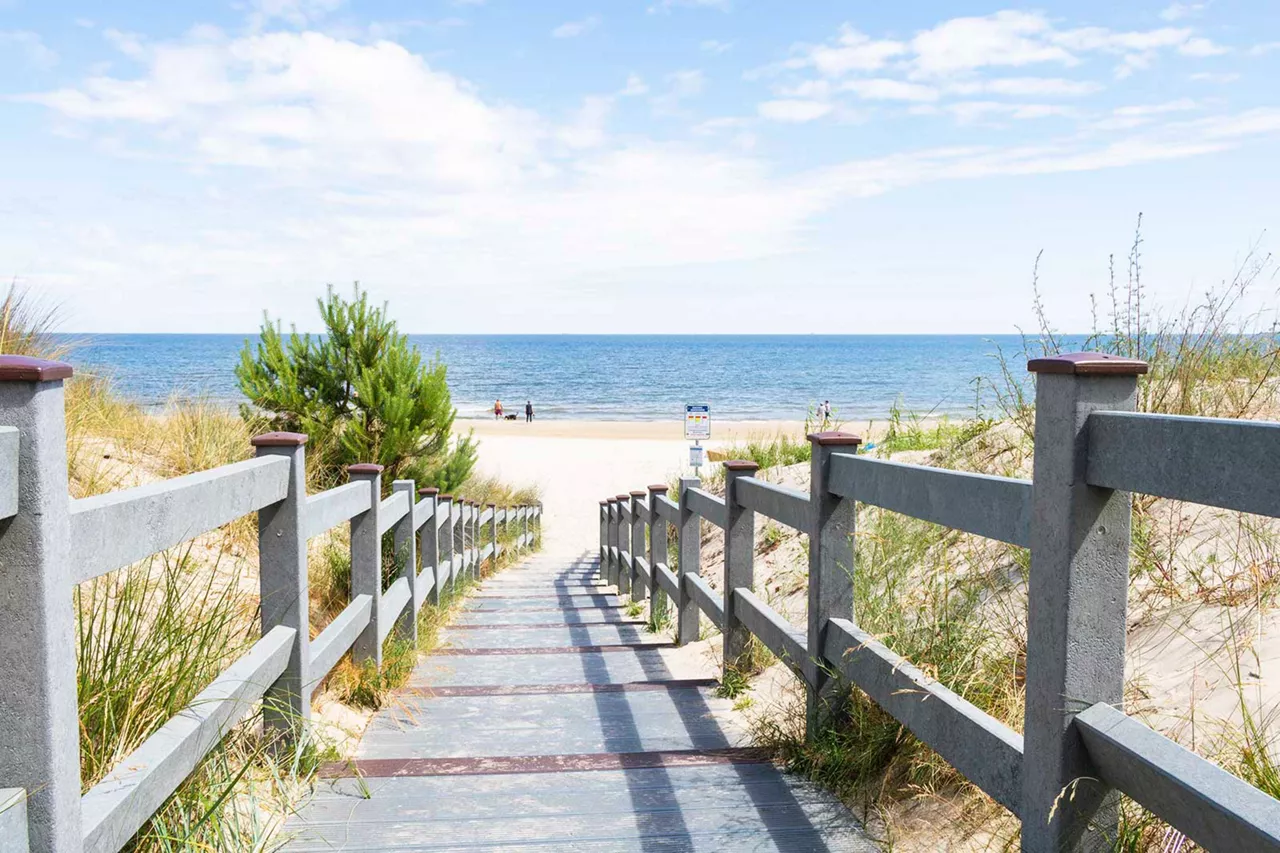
[459,418,873,545]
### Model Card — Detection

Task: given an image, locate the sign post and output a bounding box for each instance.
[684,404,710,475]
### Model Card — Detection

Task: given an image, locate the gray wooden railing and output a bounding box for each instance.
[599,352,1280,853]
[0,356,542,853]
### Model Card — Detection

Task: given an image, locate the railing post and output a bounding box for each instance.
[604,499,614,584]
[455,501,467,581]
[522,502,530,549]
[0,357,81,853]
[1022,352,1147,852]
[598,500,609,582]
[488,503,498,570]
[392,480,418,644]
[806,432,861,740]
[722,460,759,674]
[348,463,384,669]
[648,485,669,618]
[615,494,632,596]
[418,488,440,606]
[466,501,474,575]
[468,501,477,574]
[630,491,647,599]
[676,476,701,646]
[438,494,454,599]
[252,431,311,748]
[456,501,466,579]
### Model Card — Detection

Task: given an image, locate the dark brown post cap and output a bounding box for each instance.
[808,431,862,447]
[600,499,609,506]
[419,486,439,496]
[723,459,760,472]
[347,463,384,475]
[629,490,647,498]
[0,356,73,382]
[250,431,308,447]
[1027,352,1149,376]
[439,493,453,501]
[648,484,669,493]
[616,494,630,501]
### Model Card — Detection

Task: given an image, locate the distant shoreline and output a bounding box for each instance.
[57,333,1030,421]
[456,418,912,441]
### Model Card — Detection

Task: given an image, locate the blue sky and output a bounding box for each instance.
[2,1,1278,333]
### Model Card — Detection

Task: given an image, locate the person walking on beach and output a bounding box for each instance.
[820,400,832,429]
[494,399,503,419]
[525,400,534,423]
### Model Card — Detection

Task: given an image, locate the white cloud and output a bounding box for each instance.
[18,25,1280,332]
[1189,71,1239,82]
[758,99,832,122]
[552,16,600,39]
[911,11,1074,76]
[768,12,1228,85]
[1178,36,1229,57]
[620,73,648,96]
[248,0,344,29]
[950,77,1101,97]
[650,69,705,115]
[1113,98,1200,117]
[0,31,58,68]
[557,95,612,149]
[700,39,733,55]
[1160,2,1207,22]
[841,78,937,102]
[946,101,1078,123]
[1250,42,1280,56]
[809,26,907,76]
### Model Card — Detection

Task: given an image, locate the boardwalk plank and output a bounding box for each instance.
[282,550,877,852]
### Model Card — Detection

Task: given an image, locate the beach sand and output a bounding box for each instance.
[459,418,881,546]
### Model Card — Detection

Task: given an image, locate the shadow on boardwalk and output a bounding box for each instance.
[282,549,875,851]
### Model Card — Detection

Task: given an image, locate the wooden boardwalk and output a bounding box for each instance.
[284,549,876,852]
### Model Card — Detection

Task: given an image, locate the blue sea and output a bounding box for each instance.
[57,334,1043,421]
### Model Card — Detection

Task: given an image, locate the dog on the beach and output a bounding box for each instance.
[504,413,518,421]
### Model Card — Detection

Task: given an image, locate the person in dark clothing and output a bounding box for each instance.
[525,400,534,422]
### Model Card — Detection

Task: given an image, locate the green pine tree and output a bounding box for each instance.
[237,284,476,491]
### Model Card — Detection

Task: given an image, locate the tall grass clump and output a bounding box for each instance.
[75,543,330,850]
[76,551,256,787]
[756,219,1280,849]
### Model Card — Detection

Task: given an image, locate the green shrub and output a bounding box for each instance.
[237,284,475,491]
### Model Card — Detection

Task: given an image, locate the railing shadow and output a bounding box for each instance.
[569,550,837,853]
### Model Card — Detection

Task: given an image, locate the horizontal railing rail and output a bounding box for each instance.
[307,595,372,690]
[682,573,724,631]
[597,351,1280,853]
[734,477,809,532]
[1086,411,1280,517]
[69,456,291,583]
[828,453,1032,548]
[1075,702,1280,851]
[377,490,411,535]
[683,487,726,528]
[81,627,296,853]
[0,357,544,853]
[306,481,371,540]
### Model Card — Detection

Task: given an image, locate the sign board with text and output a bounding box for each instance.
[684,404,711,440]
[689,444,705,469]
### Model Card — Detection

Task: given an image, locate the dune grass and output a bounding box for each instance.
[2,283,541,849]
[750,223,1280,850]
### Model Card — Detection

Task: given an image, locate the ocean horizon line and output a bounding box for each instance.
[54,331,1082,339]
